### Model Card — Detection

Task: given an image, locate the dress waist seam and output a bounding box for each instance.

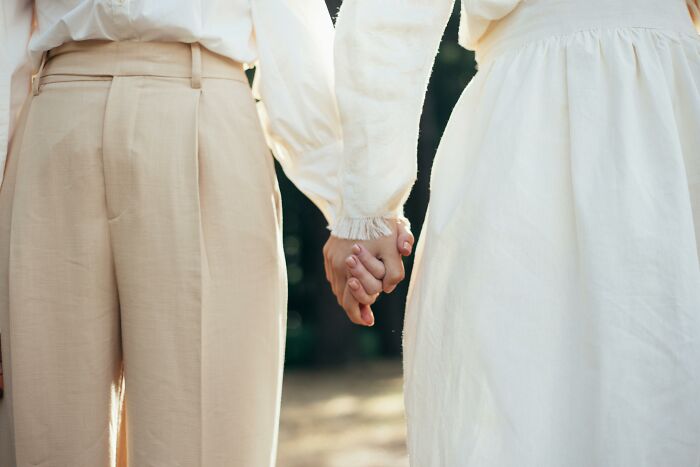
[476,24,699,66]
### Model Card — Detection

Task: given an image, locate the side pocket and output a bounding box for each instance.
[0,93,33,197]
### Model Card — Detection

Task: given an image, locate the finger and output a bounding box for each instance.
[351,244,387,278]
[346,255,383,295]
[326,249,343,303]
[325,257,336,298]
[347,277,380,305]
[359,303,375,327]
[332,280,345,307]
[328,257,343,306]
[342,287,372,326]
[325,254,336,296]
[333,261,351,307]
[324,252,331,284]
[381,252,406,293]
[396,223,415,256]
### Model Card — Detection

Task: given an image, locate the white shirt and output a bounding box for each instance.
[330,0,700,239]
[0,0,343,223]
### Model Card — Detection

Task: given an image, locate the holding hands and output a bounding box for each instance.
[323,220,414,326]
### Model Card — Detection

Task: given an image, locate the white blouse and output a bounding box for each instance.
[330,0,700,239]
[0,0,343,224]
[330,0,522,239]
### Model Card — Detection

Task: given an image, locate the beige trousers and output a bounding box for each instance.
[0,41,287,467]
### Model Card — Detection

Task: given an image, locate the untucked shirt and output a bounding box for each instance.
[0,0,344,223]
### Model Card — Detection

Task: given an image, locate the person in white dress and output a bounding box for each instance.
[324,0,700,465]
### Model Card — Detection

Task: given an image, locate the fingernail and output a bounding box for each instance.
[361,308,375,326]
[349,279,359,290]
[352,244,361,255]
[346,256,357,267]
[403,242,412,254]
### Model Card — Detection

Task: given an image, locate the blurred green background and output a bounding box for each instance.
[278,1,478,368]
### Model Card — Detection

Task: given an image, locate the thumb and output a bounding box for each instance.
[396,221,415,256]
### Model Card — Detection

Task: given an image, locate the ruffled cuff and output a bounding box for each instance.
[330,214,411,240]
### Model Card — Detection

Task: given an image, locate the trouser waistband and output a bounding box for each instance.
[32,40,247,96]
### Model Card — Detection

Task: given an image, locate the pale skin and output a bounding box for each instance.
[323,219,414,326]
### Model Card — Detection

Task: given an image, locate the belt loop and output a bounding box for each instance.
[31,51,48,96]
[190,42,202,90]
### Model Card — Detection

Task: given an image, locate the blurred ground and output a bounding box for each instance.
[278,360,409,467]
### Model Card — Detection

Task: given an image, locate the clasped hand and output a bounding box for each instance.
[323,219,414,326]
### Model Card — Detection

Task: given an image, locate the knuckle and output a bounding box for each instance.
[350,292,364,304]
[387,272,403,284]
[358,289,374,303]
[333,259,345,272]
[358,294,373,306]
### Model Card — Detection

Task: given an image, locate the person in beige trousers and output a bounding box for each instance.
[0,1,412,466]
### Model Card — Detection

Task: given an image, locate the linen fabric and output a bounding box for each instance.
[0,40,287,467]
[0,0,343,223]
[331,0,700,238]
[335,0,700,465]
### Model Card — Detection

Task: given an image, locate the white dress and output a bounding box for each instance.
[333,0,700,465]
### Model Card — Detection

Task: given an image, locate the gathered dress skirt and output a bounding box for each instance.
[403,1,700,465]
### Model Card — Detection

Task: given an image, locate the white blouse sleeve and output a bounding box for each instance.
[459,0,522,49]
[250,0,343,225]
[0,0,33,188]
[331,0,455,240]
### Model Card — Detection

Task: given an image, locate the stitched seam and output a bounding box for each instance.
[479,25,699,65]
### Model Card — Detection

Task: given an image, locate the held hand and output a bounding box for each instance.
[345,245,385,306]
[323,219,414,326]
[396,220,415,257]
[324,233,398,326]
[345,221,414,305]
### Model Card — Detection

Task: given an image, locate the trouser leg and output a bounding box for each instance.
[104,75,287,467]
[0,80,123,467]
